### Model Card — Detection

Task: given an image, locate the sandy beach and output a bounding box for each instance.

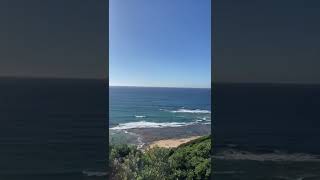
[148,136,202,148]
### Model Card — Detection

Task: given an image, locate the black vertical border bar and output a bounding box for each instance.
[211,0,215,178]
[106,0,110,176]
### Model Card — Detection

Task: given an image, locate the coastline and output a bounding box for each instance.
[110,124,211,149]
[148,136,202,148]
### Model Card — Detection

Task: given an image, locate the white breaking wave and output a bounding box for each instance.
[110,121,197,130]
[202,117,211,121]
[82,170,107,177]
[196,117,211,122]
[171,108,211,114]
[196,120,211,125]
[214,149,320,162]
[135,115,146,118]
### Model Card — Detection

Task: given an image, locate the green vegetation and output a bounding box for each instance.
[109,135,212,180]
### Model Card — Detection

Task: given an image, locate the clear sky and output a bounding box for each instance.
[110,0,211,88]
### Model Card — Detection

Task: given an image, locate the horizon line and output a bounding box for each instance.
[1,76,320,86]
[109,85,211,89]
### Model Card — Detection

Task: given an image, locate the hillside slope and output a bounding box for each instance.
[109,135,212,180]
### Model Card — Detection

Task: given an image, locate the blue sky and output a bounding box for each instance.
[110,0,211,88]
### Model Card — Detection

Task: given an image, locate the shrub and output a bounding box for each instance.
[109,135,212,180]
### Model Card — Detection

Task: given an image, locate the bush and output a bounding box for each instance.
[109,136,212,180]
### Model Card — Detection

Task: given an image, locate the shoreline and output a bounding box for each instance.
[148,136,202,149]
[110,124,211,149]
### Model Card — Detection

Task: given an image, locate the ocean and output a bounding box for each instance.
[4,80,317,179]
[109,86,211,148]
[0,78,107,180]
[213,83,320,180]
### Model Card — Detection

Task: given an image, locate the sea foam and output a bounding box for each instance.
[170,108,211,114]
[82,170,107,177]
[110,121,197,130]
[135,115,146,118]
[214,149,320,162]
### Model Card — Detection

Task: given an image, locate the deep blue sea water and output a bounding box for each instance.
[109,86,211,147]
[214,83,320,180]
[0,78,107,180]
